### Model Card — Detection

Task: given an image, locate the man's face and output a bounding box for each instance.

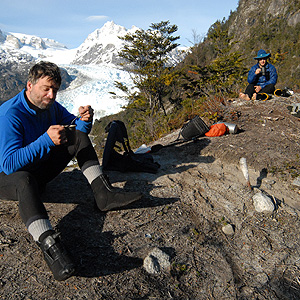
[258,58,267,67]
[26,76,60,110]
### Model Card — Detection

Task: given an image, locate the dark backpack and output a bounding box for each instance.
[102,120,160,173]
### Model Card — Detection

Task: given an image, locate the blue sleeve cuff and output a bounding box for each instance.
[75,119,92,134]
[43,131,55,147]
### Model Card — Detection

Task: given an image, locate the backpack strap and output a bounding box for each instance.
[102,120,133,168]
[113,120,133,154]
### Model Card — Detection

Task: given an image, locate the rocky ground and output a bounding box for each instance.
[1,94,300,299]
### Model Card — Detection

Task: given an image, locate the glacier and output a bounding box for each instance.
[56,64,135,120]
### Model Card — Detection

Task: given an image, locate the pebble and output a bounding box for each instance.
[292,177,300,187]
[254,272,269,287]
[143,247,171,274]
[263,179,276,185]
[253,191,275,213]
[222,224,235,235]
[263,184,273,190]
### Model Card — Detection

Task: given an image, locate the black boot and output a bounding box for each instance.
[91,174,142,211]
[38,232,75,281]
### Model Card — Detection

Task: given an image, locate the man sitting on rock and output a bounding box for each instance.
[0,61,142,281]
[239,49,278,100]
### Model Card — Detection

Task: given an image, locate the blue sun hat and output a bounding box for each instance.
[254,49,271,60]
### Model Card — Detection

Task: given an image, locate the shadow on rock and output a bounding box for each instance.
[107,137,214,186]
[270,277,300,299]
[255,168,268,188]
[57,204,143,278]
[124,194,179,211]
[154,137,212,159]
[41,169,179,209]
[41,136,212,207]
[41,169,93,204]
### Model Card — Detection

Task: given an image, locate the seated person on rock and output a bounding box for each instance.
[0,61,142,281]
[239,49,278,100]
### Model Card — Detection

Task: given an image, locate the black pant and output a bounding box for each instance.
[0,130,98,228]
[244,84,275,98]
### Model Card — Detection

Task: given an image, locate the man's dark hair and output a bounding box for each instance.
[27,61,62,87]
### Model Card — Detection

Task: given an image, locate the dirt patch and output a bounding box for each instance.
[1,95,300,299]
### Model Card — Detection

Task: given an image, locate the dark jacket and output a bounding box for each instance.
[247,62,277,89]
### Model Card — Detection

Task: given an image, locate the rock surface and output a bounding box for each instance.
[0,95,300,299]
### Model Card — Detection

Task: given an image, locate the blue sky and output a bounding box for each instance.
[0,0,239,49]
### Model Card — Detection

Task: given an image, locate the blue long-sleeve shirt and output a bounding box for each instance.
[0,90,92,175]
[247,62,278,89]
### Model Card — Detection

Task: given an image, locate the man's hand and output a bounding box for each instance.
[78,105,94,122]
[254,85,262,93]
[47,125,67,145]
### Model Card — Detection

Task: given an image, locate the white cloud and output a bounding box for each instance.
[86,15,109,22]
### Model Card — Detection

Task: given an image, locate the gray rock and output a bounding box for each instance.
[253,191,275,213]
[292,177,300,187]
[222,224,235,235]
[143,247,171,275]
[263,179,276,185]
[253,272,269,288]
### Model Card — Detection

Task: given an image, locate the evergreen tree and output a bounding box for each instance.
[116,21,180,115]
[184,21,246,100]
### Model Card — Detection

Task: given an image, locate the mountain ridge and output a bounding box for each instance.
[71,21,139,65]
[0,21,187,105]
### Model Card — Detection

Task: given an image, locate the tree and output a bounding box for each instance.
[116,21,180,115]
[184,20,246,99]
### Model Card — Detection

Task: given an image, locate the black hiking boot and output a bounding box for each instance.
[92,174,142,211]
[38,232,75,281]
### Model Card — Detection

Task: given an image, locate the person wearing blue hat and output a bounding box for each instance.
[239,49,278,100]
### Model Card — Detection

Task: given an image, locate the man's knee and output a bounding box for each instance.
[15,171,38,191]
[262,84,275,94]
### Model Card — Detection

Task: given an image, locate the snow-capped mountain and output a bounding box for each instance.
[2,31,68,51]
[0,22,188,119]
[0,28,75,65]
[71,21,187,66]
[72,21,139,65]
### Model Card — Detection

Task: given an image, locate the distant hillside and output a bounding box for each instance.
[228,0,300,89]
[183,0,300,91]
